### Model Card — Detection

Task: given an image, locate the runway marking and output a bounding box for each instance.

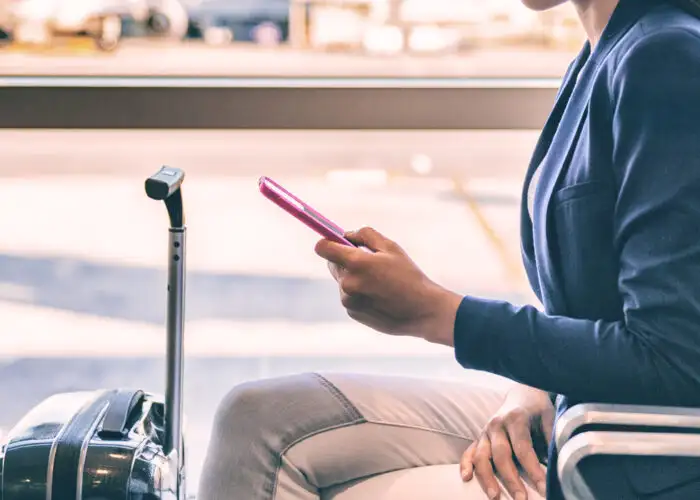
[452,176,529,290]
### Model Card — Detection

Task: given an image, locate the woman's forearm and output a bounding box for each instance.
[452,296,700,406]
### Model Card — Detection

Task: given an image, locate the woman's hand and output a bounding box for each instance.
[314,227,462,344]
[461,385,554,499]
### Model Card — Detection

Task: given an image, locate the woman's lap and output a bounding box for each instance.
[197,371,537,500]
[325,464,545,500]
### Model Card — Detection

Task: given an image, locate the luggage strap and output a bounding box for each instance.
[99,389,146,439]
[50,389,115,500]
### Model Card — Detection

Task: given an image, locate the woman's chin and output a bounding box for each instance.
[521,0,569,11]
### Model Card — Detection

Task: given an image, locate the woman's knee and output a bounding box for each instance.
[210,372,364,446]
[211,373,309,441]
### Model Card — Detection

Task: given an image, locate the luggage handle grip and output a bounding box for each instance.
[145,166,185,228]
[145,166,186,465]
[98,389,146,438]
[145,166,184,201]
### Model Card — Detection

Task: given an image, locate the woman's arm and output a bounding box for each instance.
[451,29,700,406]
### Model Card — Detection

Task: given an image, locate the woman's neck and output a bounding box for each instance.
[572,0,620,46]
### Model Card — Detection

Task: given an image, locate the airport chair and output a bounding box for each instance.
[555,403,700,499]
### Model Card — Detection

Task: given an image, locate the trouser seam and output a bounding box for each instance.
[270,419,475,500]
[311,374,476,446]
[361,419,475,442]
[267,374,367,499]
[269,419,367,499]
[311,372,364,421]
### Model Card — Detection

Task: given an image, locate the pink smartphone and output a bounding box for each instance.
[258,176,355,247]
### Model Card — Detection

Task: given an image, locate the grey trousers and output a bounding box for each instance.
[197,372,547,500]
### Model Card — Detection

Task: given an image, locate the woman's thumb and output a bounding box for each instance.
[345,227,391,252]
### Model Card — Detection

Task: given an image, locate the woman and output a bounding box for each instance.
[199,0,700,498]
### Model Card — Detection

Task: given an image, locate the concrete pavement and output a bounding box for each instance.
[0,130,536,357]
[0,130,540,177]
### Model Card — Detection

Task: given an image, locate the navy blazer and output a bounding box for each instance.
[452,0,700,497]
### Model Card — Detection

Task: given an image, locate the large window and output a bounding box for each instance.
[0,128,539,491]
[0,0,583,77]
[0,2,569,495]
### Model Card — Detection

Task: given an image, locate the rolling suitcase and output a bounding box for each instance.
[0,167,188,500]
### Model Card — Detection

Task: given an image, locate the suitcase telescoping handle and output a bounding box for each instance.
[145,166,186,467]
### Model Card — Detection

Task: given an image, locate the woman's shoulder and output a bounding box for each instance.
[636,1,700,42]
[598,3,700,94]
[615,3,700,67]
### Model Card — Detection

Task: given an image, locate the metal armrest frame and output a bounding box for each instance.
[555,403,700,452]
[558,431,700,500]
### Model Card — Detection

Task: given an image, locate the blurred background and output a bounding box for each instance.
[0,0,580,495]
[0,0,584,75]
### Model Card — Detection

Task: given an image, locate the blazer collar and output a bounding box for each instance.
[592,0,659,62]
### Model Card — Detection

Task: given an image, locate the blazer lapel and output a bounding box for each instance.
[520,46,590,297]
[530,0,659,314]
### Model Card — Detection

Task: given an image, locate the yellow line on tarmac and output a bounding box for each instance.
[452,177,528,290]
[322,169,528,290]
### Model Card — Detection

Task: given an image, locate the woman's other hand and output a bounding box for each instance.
[315,227,462,344]
[461,385,554,499]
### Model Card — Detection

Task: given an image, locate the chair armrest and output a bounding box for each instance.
[558,431,700,500]
[555,403,700,452]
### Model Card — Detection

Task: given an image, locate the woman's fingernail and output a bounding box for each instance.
[537,481,547,495]
[487,488,499,499]
[515,493,526,500]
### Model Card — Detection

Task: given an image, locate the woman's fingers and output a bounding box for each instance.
[460,442,477,481]
[327,261,344,282]
[473,437,501,500]
[506,417,547,496]
[487,423,527,500]
[541,410,555,449]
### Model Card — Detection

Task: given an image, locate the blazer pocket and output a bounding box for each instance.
[550,180,620,319]
[552,181,611,206]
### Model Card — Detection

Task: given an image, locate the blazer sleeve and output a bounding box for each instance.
[453,29,700,406]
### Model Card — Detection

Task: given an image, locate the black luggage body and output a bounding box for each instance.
[0,167,189,500]
[0,389,181,499]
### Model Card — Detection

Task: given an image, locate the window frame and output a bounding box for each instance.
[0,77,558,130]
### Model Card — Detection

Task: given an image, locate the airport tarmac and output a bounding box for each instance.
[0,129,538,493]
[0,129,541,177]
